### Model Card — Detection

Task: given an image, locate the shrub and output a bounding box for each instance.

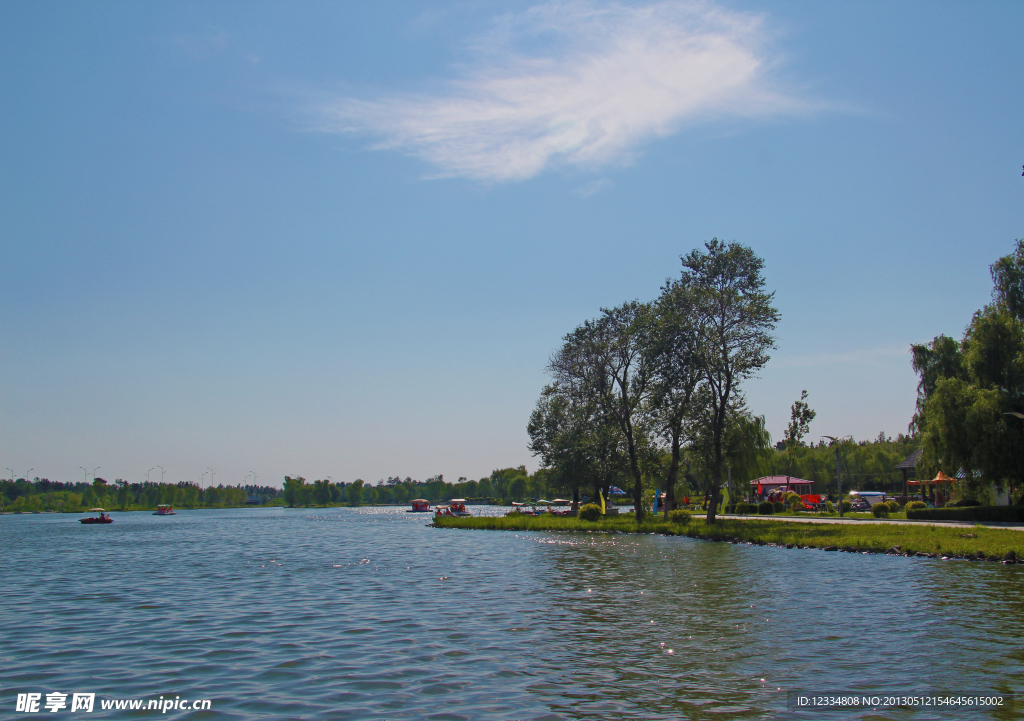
[950,498,981,507]
[886,500,901,512]
[825,500,835,514]
[773,501,785,513]
[904,500,927,511]
[667,509,692,525]
[871,503,890,518]
[735,502,757,515]
[841,500,852,513]
[578,503,602,522]
[758,500,774,515]
[906,506,1024,522]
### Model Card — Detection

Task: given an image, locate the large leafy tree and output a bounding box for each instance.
[647,275,707,515]
[913,240,1024,501]
[549,301,655,520]
[685,239,779,524]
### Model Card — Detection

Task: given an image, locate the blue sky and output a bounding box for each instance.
[2,1,1022,488]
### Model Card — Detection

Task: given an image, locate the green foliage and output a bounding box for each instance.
[911,241,1024,499]
[282,476,306,507]
[905,500,927,511]
[906,506,1024,522]
[772,501,785,513]
[758,500,774,515]
[950,498,981,507]
[735,501,757,514]
[871,503,890,518]
[578,503,602,521]
[784,390,816,449]
[841,500,852,513]
[886,500,901,512]
[825,500,835,514]
[667,509,692,524]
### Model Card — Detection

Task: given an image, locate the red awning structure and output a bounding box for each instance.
[907,471,955,486]
[749,476,814,490]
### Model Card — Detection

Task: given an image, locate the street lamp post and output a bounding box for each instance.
[822,436,845,518]
[6,468,14,483]
[24,468,33,483]
[158,466,165,484]
[80,467,88,485]
[146,467,154,484]
[1003,412,1024,505]
[200,471,208,488]
[207,467,214,488]
[91,467,100,483]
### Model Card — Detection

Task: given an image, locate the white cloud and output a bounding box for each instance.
[308,0,817,182]
[575,178,614,197]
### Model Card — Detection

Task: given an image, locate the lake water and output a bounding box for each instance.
[2,506,1022,719]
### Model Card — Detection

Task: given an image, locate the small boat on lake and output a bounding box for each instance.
[80,508,112,525]
[505,502,539,516]
[408,499,432,513]
[447,499,472,517]
[153,504,176,516]
[435,500,472,518]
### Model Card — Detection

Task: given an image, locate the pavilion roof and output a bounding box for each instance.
[749,475,813,486]
[895,449,922,470]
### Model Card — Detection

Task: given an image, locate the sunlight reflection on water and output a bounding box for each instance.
[2,506,1022,719]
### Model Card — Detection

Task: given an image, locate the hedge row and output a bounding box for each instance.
[906,505,1024,522]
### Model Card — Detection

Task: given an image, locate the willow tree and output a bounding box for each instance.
[912,240,1024,501]
[685,239,779,524]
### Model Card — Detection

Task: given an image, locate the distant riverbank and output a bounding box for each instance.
[433,514,1024,561]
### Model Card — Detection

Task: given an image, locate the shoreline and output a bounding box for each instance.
[433,514,1024,562]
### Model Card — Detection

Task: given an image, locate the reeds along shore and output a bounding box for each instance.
[431,514,1024,562]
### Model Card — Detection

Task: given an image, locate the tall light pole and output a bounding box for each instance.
[80,467,88,485]
[250,471,257,487]
[24,468,33,483]
[200,471,208,488]
[1003,412,1024,505]
[91,467,100,483]
[158,466,165,484]
[146,467,154,484]
[207,467,214,488]
[6,468,14,483]
[822,436,844,518]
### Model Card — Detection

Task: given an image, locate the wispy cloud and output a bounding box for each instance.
[575,178,614,197]
[307,0,817,181]
[172,32,229,62]
[777,346,909,369]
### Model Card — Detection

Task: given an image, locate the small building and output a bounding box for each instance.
[750,476,813,500]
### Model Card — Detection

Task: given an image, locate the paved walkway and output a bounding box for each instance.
[709,513,1024,531]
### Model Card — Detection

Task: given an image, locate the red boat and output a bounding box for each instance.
[80,509,112,524]
[407,499,431,513]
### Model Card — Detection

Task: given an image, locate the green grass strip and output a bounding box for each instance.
[432,514,1024,560]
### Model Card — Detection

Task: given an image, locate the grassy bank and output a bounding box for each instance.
[432,514,1024,560]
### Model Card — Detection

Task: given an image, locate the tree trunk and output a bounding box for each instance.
[706,409,725,524]
[664,428,680,516]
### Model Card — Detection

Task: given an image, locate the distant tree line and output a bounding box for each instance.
[0,477,268,512]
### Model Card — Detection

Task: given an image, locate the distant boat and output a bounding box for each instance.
[80,508,112,524]
[153,504,176,516]
[436,499,471,517]
[407,499,432,513]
